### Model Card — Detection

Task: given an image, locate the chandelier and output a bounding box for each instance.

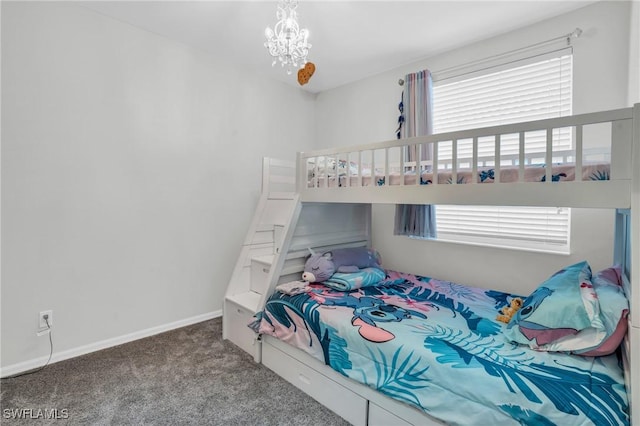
[264,0,311,75]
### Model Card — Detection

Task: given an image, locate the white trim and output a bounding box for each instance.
[0,310,222,378]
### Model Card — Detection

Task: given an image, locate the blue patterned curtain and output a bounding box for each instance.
[394,70,437,238]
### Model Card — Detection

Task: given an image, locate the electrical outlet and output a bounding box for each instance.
[39,310,53,329]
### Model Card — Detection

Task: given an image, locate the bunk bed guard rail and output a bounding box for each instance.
[297,107,635,209]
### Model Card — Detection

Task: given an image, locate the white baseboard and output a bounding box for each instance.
[0,310,222,378]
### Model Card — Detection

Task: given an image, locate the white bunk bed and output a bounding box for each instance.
[224,105,639,425]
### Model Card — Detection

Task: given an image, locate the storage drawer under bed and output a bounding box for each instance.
[262,339,367,426]
[368,402,411,426]
[224,299,261,362]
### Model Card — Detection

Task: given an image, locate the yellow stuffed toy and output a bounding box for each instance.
[496,297,524,323]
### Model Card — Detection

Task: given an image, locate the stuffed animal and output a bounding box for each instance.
[496,297,524,323]
[302,247,381,283]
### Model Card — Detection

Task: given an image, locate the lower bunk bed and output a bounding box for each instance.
[256,267,630,425]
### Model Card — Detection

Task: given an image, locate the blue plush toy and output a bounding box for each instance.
[302,247,382,283]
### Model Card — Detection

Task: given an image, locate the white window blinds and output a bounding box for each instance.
[435,205,570,252]
[432,52,573,253]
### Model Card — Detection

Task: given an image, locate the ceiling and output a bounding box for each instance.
[79,1,596,93]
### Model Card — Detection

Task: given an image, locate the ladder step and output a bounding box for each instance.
[252,254,275,266]
[269,191,297,200]
[226,292,262,313]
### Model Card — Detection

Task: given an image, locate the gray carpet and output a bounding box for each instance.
[1,318,350,425]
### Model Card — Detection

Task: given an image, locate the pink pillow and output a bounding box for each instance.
[580,313,628,356]
[578,266,629,356]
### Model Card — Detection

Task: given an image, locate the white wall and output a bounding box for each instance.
[1,2,315,370]
[315,1,630,294]
[629,0,640,106]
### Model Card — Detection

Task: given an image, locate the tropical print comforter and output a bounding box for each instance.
[258,270,629,425]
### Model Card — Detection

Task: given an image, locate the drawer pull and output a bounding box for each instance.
[298,373,311,385]
[263,268,269,273]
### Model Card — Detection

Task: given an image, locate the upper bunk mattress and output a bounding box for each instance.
[257,270,629,425]
[308,162,610,187]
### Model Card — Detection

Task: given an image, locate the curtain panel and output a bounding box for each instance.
[394,70,437,239]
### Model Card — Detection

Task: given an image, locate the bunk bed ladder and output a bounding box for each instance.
[224,157,375,363]
[223,158,299,362]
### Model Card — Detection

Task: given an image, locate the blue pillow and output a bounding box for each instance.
[324,267,386,291]
[504,261,607,352]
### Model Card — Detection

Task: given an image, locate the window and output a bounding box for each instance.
[431,52,573,253]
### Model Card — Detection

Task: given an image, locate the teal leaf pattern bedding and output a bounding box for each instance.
[257,270,629,425]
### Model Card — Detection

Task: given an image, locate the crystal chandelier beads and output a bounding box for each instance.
[264,0,311,75]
